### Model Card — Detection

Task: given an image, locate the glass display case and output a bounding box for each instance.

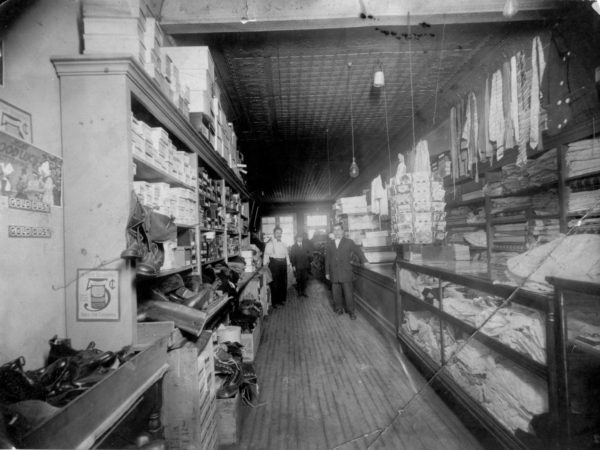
[396,260,551,449]
[546,276,600,449]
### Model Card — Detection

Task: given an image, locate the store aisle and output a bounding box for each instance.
[237,279,482,450]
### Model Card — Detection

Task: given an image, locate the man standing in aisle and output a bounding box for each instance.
[290,234,311,297]
[325,223,367,320]
[263,226,290,308]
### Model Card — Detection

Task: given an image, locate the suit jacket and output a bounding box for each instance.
[290,243,311,271]
[325,237,367,283]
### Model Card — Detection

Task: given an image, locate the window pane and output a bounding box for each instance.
[306,214,327,227]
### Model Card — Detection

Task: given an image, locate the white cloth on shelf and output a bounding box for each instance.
[530,35,546,151]
[489,69,505,160]
[414,140,431,173]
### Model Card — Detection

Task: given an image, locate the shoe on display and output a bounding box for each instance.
[137,242,164,277]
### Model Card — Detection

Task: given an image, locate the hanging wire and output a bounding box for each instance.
[383,80,393,179]
[326,128,332,197]
[432,20,447,125]
[408,12,416,151]
[348,62,356,161]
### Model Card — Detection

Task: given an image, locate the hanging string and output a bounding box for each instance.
[383,81,393,180]
[348,62,356,161]
[408,12,416,151]
[326,128,332,197]
[432,20,447,125]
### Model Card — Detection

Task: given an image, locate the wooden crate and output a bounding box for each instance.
[216,391,241,446]
[163,331,217,450]
[240,318,261,362]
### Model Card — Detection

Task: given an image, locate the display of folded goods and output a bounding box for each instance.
[525,148,558,185]
[567,187,600,214]
[565,138,600,179]
[568,217,600,233]
[490,196,531,215]
[403,310,443,363]
[444,338,548,433]
[447,226,483,245]
[441,284,546,363]
[529,218,561,243]
[461,190,484,201]
[463,230,487,248]
[531,189,559,216]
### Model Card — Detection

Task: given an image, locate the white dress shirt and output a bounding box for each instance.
[263,239,290,265]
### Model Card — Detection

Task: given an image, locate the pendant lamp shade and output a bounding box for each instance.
[374,70,385,88]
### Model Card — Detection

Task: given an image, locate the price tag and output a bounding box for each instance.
[8,225,52,238]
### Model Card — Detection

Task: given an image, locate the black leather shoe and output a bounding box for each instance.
[349,313,357,320]
[335,309,344,315]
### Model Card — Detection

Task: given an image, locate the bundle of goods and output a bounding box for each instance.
[389,172,446,244]
[506,234,600,294]
[361,230,395,263]
[446,206,485,226]
[565,138,600,179]
[335,195,368,215]
[484,149,557,197]
[528,218,561,245]
[566,183,600,215]
[447,226,484,246]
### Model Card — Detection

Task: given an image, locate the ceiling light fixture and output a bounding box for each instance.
[347,62,360,178]
[592,0,600,15]
[502,0,519,18]
[373,61,385,88]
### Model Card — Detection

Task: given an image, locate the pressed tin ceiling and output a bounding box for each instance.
[169,7,564,204]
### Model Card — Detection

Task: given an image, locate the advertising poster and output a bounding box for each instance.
[0,130,62,207]
[76,269,120,321]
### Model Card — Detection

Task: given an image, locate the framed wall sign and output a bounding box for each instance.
[76,269,120,321]
[0,99,32,143]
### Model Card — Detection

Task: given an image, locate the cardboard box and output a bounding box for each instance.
[240,319,261,362]
[217,392,242,446]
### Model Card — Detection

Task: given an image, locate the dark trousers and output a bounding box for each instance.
[295,268,309,294]
[269,259,288,306]
[332,281,355,313]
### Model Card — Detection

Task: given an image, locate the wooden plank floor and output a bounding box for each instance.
[236,279,483,450]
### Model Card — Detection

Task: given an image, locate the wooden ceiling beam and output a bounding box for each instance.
[160,0,563,34]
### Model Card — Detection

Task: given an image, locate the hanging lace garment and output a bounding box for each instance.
[450,106,459,180]
[483,75,493,162]
[502,61,515,152]
[462,92,479,180]
[489,69,505,160]
[517,51,531,165]
[530,35,546,151]
[510,55,521,166]
[414,140,431,173]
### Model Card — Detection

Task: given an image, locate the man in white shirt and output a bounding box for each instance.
[263,226,290,308]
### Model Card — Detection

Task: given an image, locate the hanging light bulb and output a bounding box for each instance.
[373,63,385,88]
[502,0,519,18]
[347,62,359,178]
[349,157,360,178]
[592,0,600,15]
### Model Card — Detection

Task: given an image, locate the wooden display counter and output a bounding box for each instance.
[352,262,397,338]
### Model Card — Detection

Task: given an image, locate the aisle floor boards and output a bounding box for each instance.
[236,279,482,450]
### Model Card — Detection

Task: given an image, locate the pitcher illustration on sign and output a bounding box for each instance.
[85,277,112,311]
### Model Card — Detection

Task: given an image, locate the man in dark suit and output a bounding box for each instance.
[325,222,367,320]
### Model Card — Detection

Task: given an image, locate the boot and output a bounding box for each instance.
[137,243,164,277]
[121,227,147,260]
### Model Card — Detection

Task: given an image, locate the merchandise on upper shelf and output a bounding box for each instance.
[389,172,446,244]
[566,184,600,215]
[565,138,600,179]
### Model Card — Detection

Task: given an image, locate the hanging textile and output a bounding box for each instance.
[530,35,546,151]
[483,75,493,161]
[502,61,515,152]
[450,106,459,180]
[510,55,521,163]
[371,174,388,216]
[462,92,479,180]
[489,69,505,160]
[516,51,531,167]
[414,140,431,173]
